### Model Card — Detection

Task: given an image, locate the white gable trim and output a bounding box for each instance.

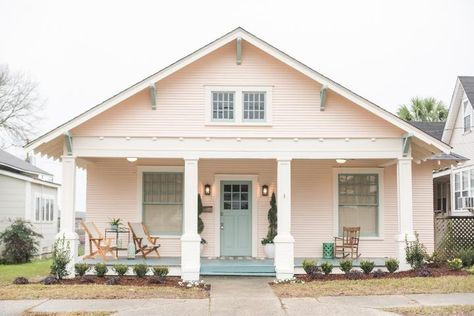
[25,27,450,154]
[443,78,464,144]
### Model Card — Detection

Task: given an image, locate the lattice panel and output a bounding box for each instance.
[434,215,474,258]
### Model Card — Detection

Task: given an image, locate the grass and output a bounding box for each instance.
[0,259,52,283]
[384,305,474,315]
[272,275,474,297]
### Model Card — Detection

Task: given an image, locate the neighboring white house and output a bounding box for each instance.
[0,149,60,255]
[432,77,474,216]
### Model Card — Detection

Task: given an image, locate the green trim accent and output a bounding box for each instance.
[402,133,413,157]
[63,132,73,155]
[320,85,327,111]
[236,37,242,65]
[149,84,157,110]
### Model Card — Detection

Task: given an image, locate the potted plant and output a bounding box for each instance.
[110,218,122,231]
[261,192,277,258]
[197,194,206,255]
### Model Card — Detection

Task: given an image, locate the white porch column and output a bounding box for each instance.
[57,155,79,278]
[396,157,415,270]
[274,159,295,279]
[181,158,201,281]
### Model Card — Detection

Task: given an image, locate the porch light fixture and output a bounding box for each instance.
[336,159,347,164]
[204,184,211,195]
[262,185,269,196]
[126,157,137,163]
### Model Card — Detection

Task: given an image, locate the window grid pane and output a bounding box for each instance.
[212,92,234,120]
[243,92,265,121]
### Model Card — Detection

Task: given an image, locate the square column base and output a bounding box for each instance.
[180,234,201,281]
[274,233,295,280]
[55,231,79,278]
[397,233,416,271]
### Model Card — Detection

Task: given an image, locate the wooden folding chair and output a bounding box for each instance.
[334,226,361,259]
[81,221,117,261]
[128,222,161,258]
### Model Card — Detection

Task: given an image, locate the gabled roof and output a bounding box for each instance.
[0,148,51,176]
[25,27,451,155]
[442,76,474,143]
[409,122,445,141]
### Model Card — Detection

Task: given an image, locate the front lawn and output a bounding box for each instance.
[272,275,474,297]
[384,305,474,316]
[0,259,51,283]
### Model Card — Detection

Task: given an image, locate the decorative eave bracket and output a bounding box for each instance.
[236,37,242,65]
[149,84,157,110]
[64,131,73,156]
[320,85,328,111]
[402,133,413,157]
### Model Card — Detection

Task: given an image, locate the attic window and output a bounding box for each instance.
[463,100,471,134]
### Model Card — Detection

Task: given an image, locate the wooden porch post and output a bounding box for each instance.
[397,156,415,270]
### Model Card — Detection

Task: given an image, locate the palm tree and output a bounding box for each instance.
[397,97,448,122]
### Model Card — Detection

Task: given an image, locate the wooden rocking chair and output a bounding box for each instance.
[128,222,161,258]
[334,226,361,259]
[81,221,117,261]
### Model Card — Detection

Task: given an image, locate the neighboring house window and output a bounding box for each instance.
[455,172,461,210]
[338,173,379,237]
[454,168,474,210]
[143,172,183,235]
[463,100,471,133]
[35,195,55,223]
[435,182,448,212]
[243,92,265,121]
[212,92,234,121]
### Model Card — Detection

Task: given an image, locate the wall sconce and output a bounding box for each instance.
[204,184,211,195]
[262,185,269,196]
[126,157,137,163]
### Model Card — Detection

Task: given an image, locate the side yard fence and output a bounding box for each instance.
[434,215,474,258]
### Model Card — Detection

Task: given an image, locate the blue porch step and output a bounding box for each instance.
[200,258,276,276]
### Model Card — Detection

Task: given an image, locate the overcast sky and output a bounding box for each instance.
[1,0,474,210]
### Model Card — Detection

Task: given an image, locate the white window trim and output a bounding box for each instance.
[451,165,474,213]
[333,168,384,240]
[136,165,184,238]
[204,86,272,126]
[33,193,56,223]
[463,98,472,135]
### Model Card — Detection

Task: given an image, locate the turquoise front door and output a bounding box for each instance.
[220,181,252,256]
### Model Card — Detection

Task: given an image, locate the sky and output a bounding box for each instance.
[1,0,474,210]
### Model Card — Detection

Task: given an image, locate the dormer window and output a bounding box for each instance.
[463,100,471,134]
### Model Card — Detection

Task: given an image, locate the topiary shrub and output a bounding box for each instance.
[133,264,148,277]
[262,192,277,246]
[456,248,474,267]
[113,264,129,277]
[405,232,427,269]
[385,258,399,273]
[447,258,463,271]
[360,260,375,274]
[320,262,333,275]
[339,259,353,274]
[13,277,29,284]
[94,263,108,277]
[74,263,89,277]
[0,219,42,264]
[152,266,169,278]
[302,259,316,275]
[50,235,71,280]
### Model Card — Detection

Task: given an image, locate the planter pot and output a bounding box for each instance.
[264,243,275,258]
[110,224,118,231]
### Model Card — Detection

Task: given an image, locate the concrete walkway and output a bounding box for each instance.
[1,277,474,315]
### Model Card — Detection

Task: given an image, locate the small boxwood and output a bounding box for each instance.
[113,264,129,277]
[385,258,399,273]
[74,263,89,277]
[339,259,352,274]
[360,260,375,274]
[94,263,107,277]
[320,262,333,275]
[152,266,169,278]
[302,259,316,275]
[133,264,148,277]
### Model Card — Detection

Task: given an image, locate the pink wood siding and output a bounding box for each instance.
[85,158,434,259]
[73,40,403,138]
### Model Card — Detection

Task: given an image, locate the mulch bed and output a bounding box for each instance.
[297,265,469,282]
[58,276,182,286]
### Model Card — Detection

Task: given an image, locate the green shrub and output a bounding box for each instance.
[405,232,427,269]
[133,264,148,277]
[456,248,474,267]
[50,235,71,279]
[467,265,474,275]
[426,250,444,268]
[447,258,463,271]
[320,262,333,275]
[0,219,42,264]
[385,258,399,273]
[94,263,108,277]
[152,266,169,278]
[302,259,316,275]
[339,259,352,274]
[113,264,128,276]
[360,260,375,274]
[74,263,89,277]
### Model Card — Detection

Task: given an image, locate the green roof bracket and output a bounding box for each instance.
[149,84,157,110]
[236,37,242,65]
[64,131,73,156]
[402,133,413,157]
[320,85,328,111]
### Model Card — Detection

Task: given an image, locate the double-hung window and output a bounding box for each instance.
[212,92,234,121]
[454,168,474,210]
[337,173,380,237]
[243,92,265,121]
[34,195,55,223]
[463,100,471,134]
[142,172,183,235]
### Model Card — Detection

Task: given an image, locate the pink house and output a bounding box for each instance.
[26,28,454,280]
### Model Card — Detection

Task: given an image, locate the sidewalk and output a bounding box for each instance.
[1,277,473,315]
